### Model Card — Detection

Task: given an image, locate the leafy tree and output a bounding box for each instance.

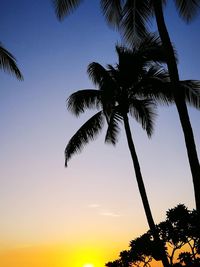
[158,204,200,266]
[51,0,200,214]
[108,204,200,267]
[0,43,23,80]
[106,260,122,267]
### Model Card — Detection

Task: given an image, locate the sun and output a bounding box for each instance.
[82,264,94,267]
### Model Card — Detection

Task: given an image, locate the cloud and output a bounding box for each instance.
[100,211,121,217]
[88,204,121,217]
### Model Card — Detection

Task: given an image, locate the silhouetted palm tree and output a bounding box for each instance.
[110,0,200,215]
[0,43,23,80]
[151,0,200,214]
[66,36,174,267]
[52,0,200,213]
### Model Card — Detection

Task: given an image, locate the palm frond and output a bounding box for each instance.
[136,65,173,105]
[115,35,167,86]
[179,80,200,108]
[136,33,168,63]
[129,99,156,137]
[87,62,111,86]
[87,62,117,112]
[0,44,23,80]
[117,34,177,65]
[65,111,104,166]
[101,0,124,27]
[105,111,122,145]
[174,0,200,23]
[120,0,152,45]
[137,33,178,64]
[137,33,161,49]
[67,89,101,116]
[52,0,83,20]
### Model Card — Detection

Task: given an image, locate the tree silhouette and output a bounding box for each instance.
[158,204,200,266]
[0,43,23,80]
[51,0,200,214]
[151,0,200,215]
[107,204,200,267]
[65,35,170,267]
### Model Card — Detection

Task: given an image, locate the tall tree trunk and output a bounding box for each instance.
[123,113,170,267]
[152,0,200,213]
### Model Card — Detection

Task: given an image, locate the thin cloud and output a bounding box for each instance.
[100,211,121,217]
[88,204,121,217]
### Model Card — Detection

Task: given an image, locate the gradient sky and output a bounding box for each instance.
[0,1,200,266]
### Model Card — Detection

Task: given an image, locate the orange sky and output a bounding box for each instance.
[0,243,126,267]
[1,1,200,267]
[0,243,166,267]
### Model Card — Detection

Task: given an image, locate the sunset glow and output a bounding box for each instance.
[83,263,94,267]
[1,1,200,267]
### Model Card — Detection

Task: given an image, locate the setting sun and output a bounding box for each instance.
[83,264,94,267]
[1,1,200,267]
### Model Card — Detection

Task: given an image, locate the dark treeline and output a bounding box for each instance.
[106,205,200,267]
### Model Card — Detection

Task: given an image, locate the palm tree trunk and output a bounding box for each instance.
[152,0,200,213]
[123,113,170,267]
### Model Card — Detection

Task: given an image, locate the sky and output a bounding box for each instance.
[0,1,200,267]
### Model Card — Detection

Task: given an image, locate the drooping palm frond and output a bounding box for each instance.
[105,111,122,145]
[67,89,101,116]
[101,0,152,43]
[87,62,113,87]
[136,33,168,63]
[65,111,104,166]
[174,0,200,22]
[116,34,164,65]
[120,0,152,45]
[88,62,117,114]
[129,98,156,137]
[137,33,178,64]
[179,80,200,108]
[136,65,172,105]
[0,44,23,80]
[52,0,83,20]
[115,34,168,86]
[101,0,124,27]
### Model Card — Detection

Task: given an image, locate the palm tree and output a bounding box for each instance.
[151,0,200,214]
[0,43,23,80]
[66,36,175,267]
[52,0,200,213]
[108,0,200,214]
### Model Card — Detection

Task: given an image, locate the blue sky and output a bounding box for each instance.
[0,1,200,266]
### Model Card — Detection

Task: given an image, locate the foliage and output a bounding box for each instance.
[0,43,23,80]
[65,35,200,165]
[65,35,170,165]
[106,205,200,267]
[65,35,173,267]
[52,1,200,44]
